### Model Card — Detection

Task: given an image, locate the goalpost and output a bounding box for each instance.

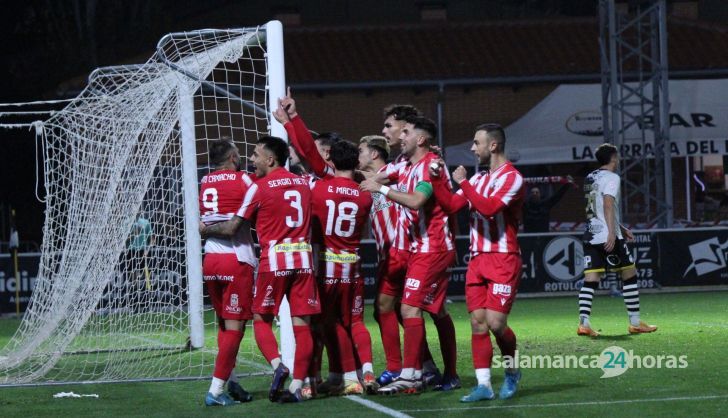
[0,21,292,385]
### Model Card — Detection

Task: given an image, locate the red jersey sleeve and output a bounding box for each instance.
[459,170,523,217]
[431,176,468,214]
[286,115,332,178]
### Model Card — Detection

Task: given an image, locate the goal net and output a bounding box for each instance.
[0,21,286,384]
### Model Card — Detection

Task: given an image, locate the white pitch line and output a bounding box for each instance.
[345,395,414,418]
[400,394,728,413]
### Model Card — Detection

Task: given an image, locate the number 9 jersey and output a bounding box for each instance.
[236,167,313,272]
[199,169,257,267]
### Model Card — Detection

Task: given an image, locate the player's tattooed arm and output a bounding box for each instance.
[199,216,245,239]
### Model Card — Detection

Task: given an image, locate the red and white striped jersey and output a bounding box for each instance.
[310,176,373,279]
[383,156,413,252]
[236,167,313,272]
[459,162,524,255]
[397,152,455,253]
[369,165,399,258]
[199,170,257,266]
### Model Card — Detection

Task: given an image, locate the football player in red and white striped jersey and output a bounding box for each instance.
[199,140,255,406]
[201,136,319,403]
[276,92,384,394]
[369,106,442,387]
[309,140,374,395]
[361,115,459,394]
[429,123,525,402]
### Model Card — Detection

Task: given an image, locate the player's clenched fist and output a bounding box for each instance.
[452,166,467,184]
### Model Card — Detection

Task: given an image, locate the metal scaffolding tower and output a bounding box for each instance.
[599,0,673,227]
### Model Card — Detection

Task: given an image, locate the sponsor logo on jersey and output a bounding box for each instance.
[321,251,358,264]
[274,242,312,253]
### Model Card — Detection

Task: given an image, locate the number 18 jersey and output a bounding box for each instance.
[237,167,313,272]
[310,176,373,279]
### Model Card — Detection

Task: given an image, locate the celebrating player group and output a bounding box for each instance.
[196,89,656,407]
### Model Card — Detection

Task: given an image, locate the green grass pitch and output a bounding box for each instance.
[1,291,727,417]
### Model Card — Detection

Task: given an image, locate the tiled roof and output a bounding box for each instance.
[283,17,728,84]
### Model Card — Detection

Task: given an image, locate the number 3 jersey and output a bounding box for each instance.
[583,168,623,245]
[237,167,313,272]
[310,176,373,279]
[199,169,257,267]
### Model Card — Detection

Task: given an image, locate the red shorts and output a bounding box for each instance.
[203,253,254,321]
[377,248,410,297]
[351,276,365,323]
[253,269,321,317]
[318,275,358,327]
[465,253,521,314]
[402,250,455,314]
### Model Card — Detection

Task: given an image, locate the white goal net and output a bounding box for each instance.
[0,21,286,384]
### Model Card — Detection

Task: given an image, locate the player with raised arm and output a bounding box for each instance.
[308,140,374,395]
[199,140,255,406]
[200,136,319,403]
[274,92,381,393]
[577,143,657,337]
[428,124,525,402]
[360,115,459,395]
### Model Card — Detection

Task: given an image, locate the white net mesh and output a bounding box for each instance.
[0,25,277,384]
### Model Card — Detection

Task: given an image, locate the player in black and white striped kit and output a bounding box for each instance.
[577,143,657,337]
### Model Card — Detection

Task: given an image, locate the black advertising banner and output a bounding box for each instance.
[518,232,660,293]
[658,229,728,286]
[0,253,39,314]
[2,228,726,313]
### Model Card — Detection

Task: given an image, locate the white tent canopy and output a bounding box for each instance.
[445,79,728,166]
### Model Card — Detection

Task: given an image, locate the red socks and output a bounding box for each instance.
[213,329,244,380]
[378,310,402,371]
[434,314,458,376]
[351,321,373,365]
[472,332,493,369]
[253,320,279,364]
[292,324,313,380]
[335,323,356,373]
[495,327,517,360]
[402,317,425,370]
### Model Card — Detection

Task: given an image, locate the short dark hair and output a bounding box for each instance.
[314,131,343,149]
[475,123,506,152]
[330,140,360,171]
[404,115,437,142]
[595,143,618,165]
[384,104,421,121]
[209,139,237,166]
[257,135,289,167]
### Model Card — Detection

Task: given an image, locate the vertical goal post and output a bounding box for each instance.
[0,21,289,385]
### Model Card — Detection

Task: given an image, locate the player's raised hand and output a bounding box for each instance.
[279,86,298,118]
[428,158,445,178]
[359,178,382,193]
[273,99,290,124]
[452,165,467,184]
